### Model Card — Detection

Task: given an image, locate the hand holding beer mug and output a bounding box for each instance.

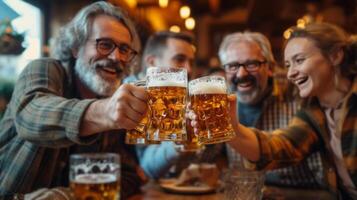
[70,153,120,200]
[125,80,149,145]
[189,76,235,144]
[146,67,188,141]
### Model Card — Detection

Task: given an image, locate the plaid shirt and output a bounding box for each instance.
[253,77,357,198]
[227,83,326,188]
[0,58,144,198]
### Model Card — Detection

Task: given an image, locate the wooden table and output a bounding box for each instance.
[128,181,336,200]
[128,181,223,200]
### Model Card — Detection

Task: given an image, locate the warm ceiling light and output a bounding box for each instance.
[169,25,181,33]
[185,17,195,30]
[180,6,191,19]
[297,18,306,28]
[159,0,169,8]
[124,0,137,8]
[283,28,292,40]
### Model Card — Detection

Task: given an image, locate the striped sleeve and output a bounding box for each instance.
[12,59,98,147]
[253,113,320,170]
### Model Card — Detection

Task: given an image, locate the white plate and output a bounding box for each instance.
[159,179,216,194]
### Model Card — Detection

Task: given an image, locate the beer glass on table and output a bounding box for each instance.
[70,153,120,200]
[224,169,265,200]
[146,67,188,142]
[189,75,235,144]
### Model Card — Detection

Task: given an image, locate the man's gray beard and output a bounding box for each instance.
[237,89,259,104]
[74,57,120,97]
[236,85,265,105]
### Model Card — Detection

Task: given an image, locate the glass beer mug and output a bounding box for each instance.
[176,119,204,152]
[70,153,120,200]
[189,75,235,144]
[146,67,188,142]
[125,80,150,145]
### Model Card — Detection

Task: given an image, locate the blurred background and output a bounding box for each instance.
[0,0,356,78]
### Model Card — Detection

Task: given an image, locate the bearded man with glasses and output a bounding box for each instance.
[218,32,331,197]
[0,2,147,199]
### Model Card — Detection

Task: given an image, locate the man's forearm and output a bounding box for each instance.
[79,99,111,136]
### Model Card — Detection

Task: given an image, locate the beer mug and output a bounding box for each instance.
[146,67,188,141]
[176,119,203,152]
[189,75,235,144]
[125,80,149,145]
[125,116,148,144]
[70,153,120,200]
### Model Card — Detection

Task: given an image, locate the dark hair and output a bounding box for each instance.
[287,22,357,78]
[142,31,194,66]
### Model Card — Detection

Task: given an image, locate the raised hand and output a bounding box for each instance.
[81,84,148,135]
[106,84,148,130]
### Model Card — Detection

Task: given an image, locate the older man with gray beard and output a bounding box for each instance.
[0,2,147,199]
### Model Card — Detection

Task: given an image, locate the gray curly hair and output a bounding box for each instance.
[53,1,140,64]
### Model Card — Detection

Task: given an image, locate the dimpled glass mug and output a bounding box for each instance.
[189,75,235,144]
[146,67,188,142]
[70,153,120,200]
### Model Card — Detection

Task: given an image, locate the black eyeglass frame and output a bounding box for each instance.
[94,38,138,62]
[223,60,268,73]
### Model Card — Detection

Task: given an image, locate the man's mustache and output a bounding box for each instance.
[94,59,125,75]
[232,75,256,86]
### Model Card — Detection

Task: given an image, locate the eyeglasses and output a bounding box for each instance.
[94,38,138,62]
[223,60,267,73]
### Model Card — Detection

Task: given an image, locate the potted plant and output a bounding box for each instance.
[0,19,25,55]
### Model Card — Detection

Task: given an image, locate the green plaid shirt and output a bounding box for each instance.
[227,83,325,188]
[0,58,144,198]
[253,77,357,198]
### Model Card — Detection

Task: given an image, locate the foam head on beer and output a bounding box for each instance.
[189,76,227,95]
[148,79,186,88]
[74,173,117,184]
[146,67,187,88]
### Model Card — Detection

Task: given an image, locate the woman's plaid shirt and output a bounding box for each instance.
[259,94,326,188]
[253,77,357,197]
[227,85,326,188]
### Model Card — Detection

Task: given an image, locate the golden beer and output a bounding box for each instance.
[70,153,120,200]
[125,79,160,145]
[146,67,188,141]
[125,117,161,144]
[70,174,120,200]
[178,120,203,152]
[189,76,235,144]
[125,115,148,144]
[147,85,187,141]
